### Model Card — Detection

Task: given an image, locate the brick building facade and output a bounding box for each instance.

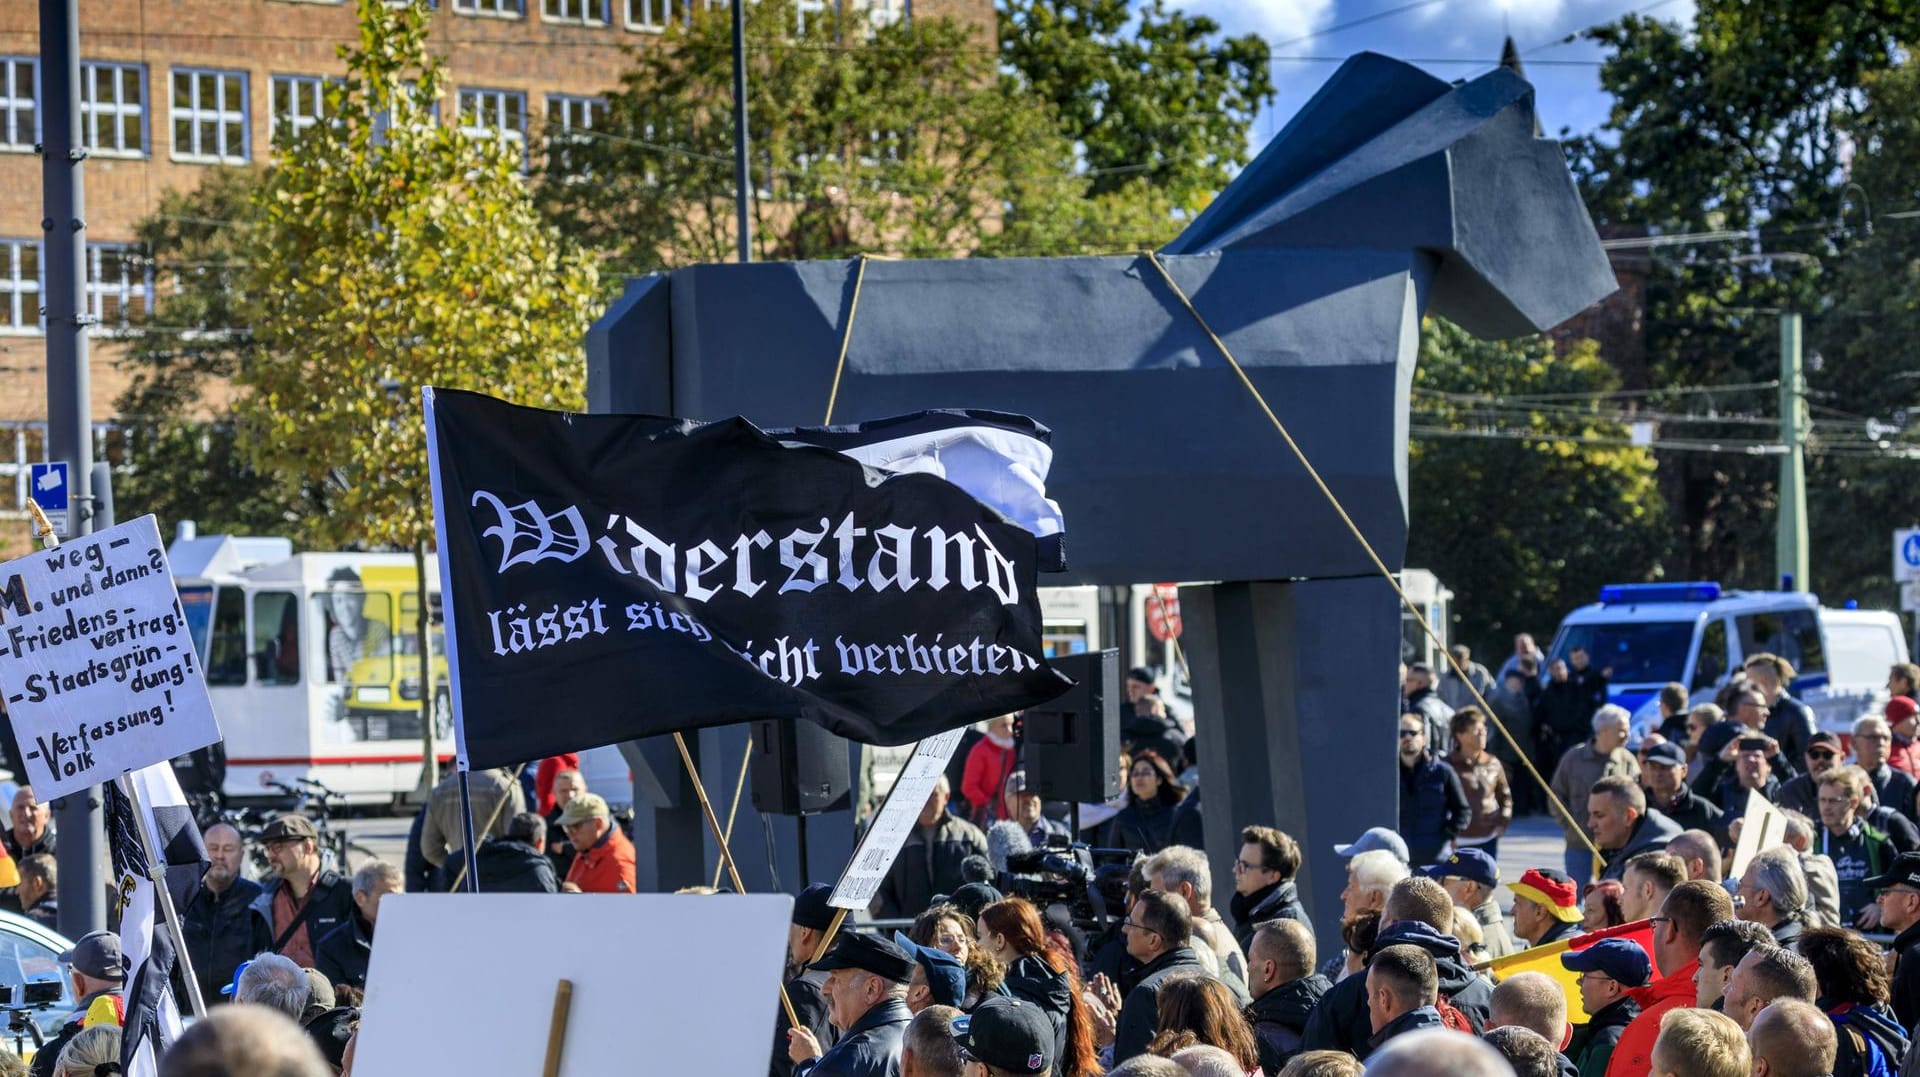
[0,0,984,428]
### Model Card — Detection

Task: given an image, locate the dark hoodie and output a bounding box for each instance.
[1300,920,1492,1058]
[1598,808,1682,882]
[1247,973,1331,1075]
[1368,1006,1444,1053]
[1827,1001,1909,1077]
[1566,994,1638,1077]
[1231,879,1310,952]
[1002,955,1073,1068]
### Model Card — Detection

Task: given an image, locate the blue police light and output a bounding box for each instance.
[1597,582,1723,605]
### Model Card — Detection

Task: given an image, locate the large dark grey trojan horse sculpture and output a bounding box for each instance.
[587,52,1616,943]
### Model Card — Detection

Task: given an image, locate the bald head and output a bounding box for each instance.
[1364,1028,1513,1077]
[1749,999,1836,1077]
[1489,972,1569,1047]
[158,1005,332,1077]
[1668,830,1722,882]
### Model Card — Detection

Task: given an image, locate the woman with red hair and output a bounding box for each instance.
[977,897,1102,1077]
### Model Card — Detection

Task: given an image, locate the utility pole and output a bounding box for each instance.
[1778,313,1810,592]
[39,0,106,938]
[730,0,752,264]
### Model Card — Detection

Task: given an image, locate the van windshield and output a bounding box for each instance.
[178,586,214,661]
[1552,621,1695,685]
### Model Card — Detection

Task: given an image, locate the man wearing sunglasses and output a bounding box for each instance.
[1868,851,1920,1030]
[1774,731,1845,819]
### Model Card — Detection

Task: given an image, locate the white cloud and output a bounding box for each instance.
[1187,0,1335,44]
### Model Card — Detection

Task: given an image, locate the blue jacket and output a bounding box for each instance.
[1398,751,1471,864]
[1302,920,1492,1059]
[1368,1006,1444,1052]
[796,998,911,1077]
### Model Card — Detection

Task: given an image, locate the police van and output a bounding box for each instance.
[1547,582,1910,738]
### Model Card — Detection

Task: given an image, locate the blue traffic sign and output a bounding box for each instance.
[1906,534,1920,568]
[28,462,67,512]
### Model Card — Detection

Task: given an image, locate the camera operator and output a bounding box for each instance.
[29,933,123,1077]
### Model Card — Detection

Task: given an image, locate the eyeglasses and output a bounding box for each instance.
[1808,750,1839,760]
[1648,916,1672,928]
[1120,919,1160,937]
[1818,796,1855,808]
[1233,859,1272,874]
[1578,971,1617,985]
[1398,729,1423,739]
[1882,886,1920,899]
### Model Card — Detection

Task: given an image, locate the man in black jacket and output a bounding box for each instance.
[1301,877,1493,1059]
[1231,824,1309,951]
[1868,852,1920,1030]
[1246,919,1331,1075]
[872,778,988,919]
[248,815,355,969]
[786,934,915,1077]
[1398,716,1472,867]
[1641,742,1724,836]
[312,860,401,991]
[773,884,839,1077]
[1748,653,1817,776]
[1112,889,1208,1064]
[1561,940,1648,1077]
[182,822,263,1006]
[30,932,124,1077]
[475,812,559,893]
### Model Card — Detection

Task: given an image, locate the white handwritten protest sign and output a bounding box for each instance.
[0,516,221,800]
[830,726,968,910]
[1728,788,1791,882]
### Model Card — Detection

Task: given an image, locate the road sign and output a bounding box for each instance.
[1903,581,1920,613]
[1897,528,1920,583]
[1146,583,1183,642]
[27,462,69,539]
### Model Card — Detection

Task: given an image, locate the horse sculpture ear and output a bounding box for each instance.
[1162,52,1616,340]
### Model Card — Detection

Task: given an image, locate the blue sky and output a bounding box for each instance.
[1209,0,1698,150]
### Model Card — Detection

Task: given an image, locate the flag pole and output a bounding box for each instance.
[116,774,207,1018]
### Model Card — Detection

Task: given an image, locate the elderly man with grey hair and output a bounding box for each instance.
[872,774,988,919]
[1549,704,1639,884]
[313,859,402,990]
[902,1005,964,1077]
[1779,809,1841,927]
[1851,714,1919,818]
[1147,845,1248,992]
[235,952,311,1020]
[1736,847,1813,947]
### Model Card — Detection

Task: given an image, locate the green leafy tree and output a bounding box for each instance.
[541,0,1178,270]
[998,0,1273,211]
[111,169,319,535]
[1409,319,1669,650]
[1568,0,1920,587]
[234,0,599,776]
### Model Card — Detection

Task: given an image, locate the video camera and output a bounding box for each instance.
[997,835,1134,930]
[0,980,63,1054]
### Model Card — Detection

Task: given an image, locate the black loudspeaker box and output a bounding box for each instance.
[1024,648,1121,803]
[750,718,851,815]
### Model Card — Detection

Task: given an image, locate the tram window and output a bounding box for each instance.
[316,589,394,685]
[251,591,302,686]
[205,587,248,686]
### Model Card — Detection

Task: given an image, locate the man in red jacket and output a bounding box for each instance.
[960,715,1019,824]
[1887,693,1920,779]
[1605,879,1733,1077]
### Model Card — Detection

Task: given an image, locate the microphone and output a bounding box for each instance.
[987,819,1033,876]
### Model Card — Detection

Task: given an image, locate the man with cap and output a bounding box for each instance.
[1510,869,1583,948]
[30,931,125,1077]
[247,814,354,969]
[1426,849,1517,959]
[1001,773,1069,850]
[952,995,1055,1077]
[895,933,968,1014]
[1640,741,1723,836]
[1334,826,1410,866]
[788,933,916,1077]
[774,884,840,1077]
[1775,731,1847,819]
[558,793,636,894]
[1868,850,1920,1030]
[1561,940,1649,1077]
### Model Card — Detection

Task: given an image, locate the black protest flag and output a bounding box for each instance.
[108,763,205,1075]
[425,388,1072,770]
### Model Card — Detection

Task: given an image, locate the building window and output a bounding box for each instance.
[457,88,527,167]
[795,0,829,32]
[87,245,152,330]
[866,0,904,27]
[543,0,606,22]
[547,94,605,172]
[0,58,34,150]
[454,0,523,15]
[171,68,249,163]
[80,62,145,156]
[625,0,681,31]
[0,240,39,333]
[271,75,328,144]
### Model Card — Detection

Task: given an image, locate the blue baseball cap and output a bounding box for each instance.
[219,958,252,997]
[1560,939,1652,987]
[1422,847,1499,889]
[893,932,967,1007]
[1333,826,1408,865]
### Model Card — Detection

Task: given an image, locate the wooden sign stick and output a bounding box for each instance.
[542,979,574,1077]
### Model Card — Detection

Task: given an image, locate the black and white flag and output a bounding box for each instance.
[108,762,206,1077]
[424,388,1072,770]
